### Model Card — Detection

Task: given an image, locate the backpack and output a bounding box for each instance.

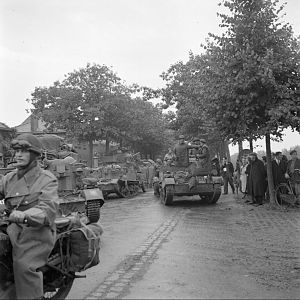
[69,222,102,272]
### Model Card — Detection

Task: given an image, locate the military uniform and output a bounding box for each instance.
[197,143,210,169]
[0,165,59,299]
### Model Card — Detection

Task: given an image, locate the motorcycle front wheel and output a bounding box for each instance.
[43,277,74,299]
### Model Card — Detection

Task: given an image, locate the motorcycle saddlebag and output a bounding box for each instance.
[69,223,102,272]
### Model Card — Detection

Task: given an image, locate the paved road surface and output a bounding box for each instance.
[67,190,300,299]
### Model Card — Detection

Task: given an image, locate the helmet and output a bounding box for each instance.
[178,135,185,139]
[199,138,206,143]
[11,133,42,155]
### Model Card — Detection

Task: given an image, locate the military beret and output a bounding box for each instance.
[200,138,206,143]
[178,135,185,139]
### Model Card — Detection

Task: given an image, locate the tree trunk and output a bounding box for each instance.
[265,133,276,205]
[88,138,93,168]
[105,134,110,155]
[219,141,226,160]
[225,140,231,161]
[238,139,243,160]
[249,138,253,152]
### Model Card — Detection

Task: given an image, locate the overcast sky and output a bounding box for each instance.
[1,0,299,152]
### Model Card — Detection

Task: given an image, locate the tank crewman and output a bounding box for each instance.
[154,158,163,177]
[0,133,60,299]
[197,138,210,170]
[190,137,201,157]
[174,135,200,168]
[164,147,176,166]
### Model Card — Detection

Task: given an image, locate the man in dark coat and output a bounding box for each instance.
[221,157,235,194]
[247,152,267,205]
[272,151,287,188]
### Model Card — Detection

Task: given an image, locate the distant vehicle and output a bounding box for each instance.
[157,161,222,206]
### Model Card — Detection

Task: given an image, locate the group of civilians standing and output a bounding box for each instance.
[220,150,300,206]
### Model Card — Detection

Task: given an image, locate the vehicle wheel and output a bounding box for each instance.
[153,182,160,197]
[141,183,146,192]
[117,184,130,198]
[163,186,174,206]
[275,183,297,207]
[199,194,210,204]
[210,186,222,204]
[44,277,74,299]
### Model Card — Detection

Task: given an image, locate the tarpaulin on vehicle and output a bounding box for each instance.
[38,134,64,152]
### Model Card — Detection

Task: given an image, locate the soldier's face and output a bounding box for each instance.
[14,149,31,167]
[179,138,184,144]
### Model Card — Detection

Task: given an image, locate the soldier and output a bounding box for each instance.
[197,138,210,170]
[164,147,176,166]
[221,157,235,194]
[154,158,163,177]
[174,135,200,168]
[0,133,60,299]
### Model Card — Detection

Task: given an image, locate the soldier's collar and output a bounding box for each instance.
[23,165,42,187]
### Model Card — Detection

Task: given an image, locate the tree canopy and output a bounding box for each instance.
[29,63,168,164]
[160,0,300,204]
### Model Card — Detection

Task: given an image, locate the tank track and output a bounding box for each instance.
[85,199,101,223]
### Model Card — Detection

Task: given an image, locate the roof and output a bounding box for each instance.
[0,122,13,132]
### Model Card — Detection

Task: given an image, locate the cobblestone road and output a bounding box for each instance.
[67,191,300,299]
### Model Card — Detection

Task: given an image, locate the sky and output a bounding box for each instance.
[0,0,300,154]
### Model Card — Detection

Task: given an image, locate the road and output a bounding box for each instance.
[67,190,300,299]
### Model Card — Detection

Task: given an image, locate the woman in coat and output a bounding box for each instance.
[240,156,248,194]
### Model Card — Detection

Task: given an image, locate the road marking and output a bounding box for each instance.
[85,209,185,299]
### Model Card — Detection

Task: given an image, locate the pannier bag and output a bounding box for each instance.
[70,223,102,272]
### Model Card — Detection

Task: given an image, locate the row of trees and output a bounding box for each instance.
[28,0,300,205]
[29,64,170,165]
[158,0,300,204]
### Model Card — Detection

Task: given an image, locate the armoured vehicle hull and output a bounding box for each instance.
[158,164,222,206]
[46,158,104,222]
[89,154,147,199]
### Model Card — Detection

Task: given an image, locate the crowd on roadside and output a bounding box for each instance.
[221,150,300,206]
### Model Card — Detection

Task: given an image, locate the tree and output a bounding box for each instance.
[121,98,171,159]
[202,0,300,205]
[160,54,230,159]
[29,64,134,166]
[29,63,169,164]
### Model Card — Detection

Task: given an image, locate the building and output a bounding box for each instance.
[14,114,65,136]
[14,114,119,166]
[0,122,14,167]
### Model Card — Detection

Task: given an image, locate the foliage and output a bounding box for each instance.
[29,63,168,160]
[160,53,229,157]
[203,0,300,141]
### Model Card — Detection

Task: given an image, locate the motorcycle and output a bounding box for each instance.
[0,196,104,300]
